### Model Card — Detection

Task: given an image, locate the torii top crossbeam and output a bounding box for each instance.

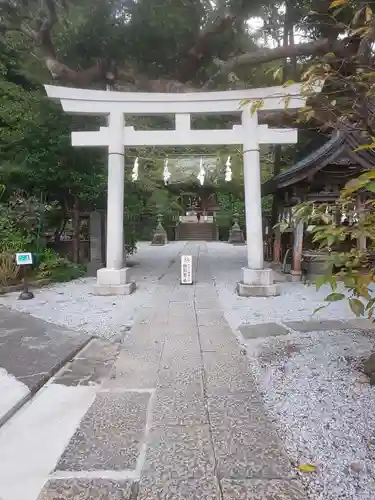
[45,83,312,114]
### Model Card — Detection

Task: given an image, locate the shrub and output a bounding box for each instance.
[37,248,85,282]
[0,252,20,286]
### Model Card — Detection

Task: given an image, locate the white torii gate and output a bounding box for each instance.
[45,84,317,297]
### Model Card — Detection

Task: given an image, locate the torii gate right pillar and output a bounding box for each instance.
[237,107,278,297]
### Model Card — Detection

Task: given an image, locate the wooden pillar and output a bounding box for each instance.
[273,226,281,263]
[292,219,304,277]
[356,195,367,252]
[273,203,282,263]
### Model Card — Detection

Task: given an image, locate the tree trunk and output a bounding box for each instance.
[71,196,80,264]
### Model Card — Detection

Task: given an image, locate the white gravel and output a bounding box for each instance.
[207,242,356,331]
[245,328,375,500]
[0,241,187,340]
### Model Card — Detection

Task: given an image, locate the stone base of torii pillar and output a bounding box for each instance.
[94,268,136,296]
[237,268,279,297]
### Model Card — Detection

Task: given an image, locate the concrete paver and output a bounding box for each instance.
[284,319,346,332]
[221,479,307,500]
[56,392,150,472]
[239,322,290,339]
[38,479,133,500]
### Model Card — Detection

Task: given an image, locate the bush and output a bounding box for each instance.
[36,248,86,282]
[0,252,20,286]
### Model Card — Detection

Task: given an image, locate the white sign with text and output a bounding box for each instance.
[15,252,33,266]
[181,255,193,285]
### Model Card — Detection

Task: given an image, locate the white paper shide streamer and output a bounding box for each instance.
[132,157,139,182]
[197,157,205,186]
[163,159,171,185]
[225,156,232,182]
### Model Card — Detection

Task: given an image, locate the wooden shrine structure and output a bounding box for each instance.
[262,130,375,278]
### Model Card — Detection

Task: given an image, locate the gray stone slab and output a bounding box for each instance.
[158,354,203,393]
[208,393,293,479]
[138,476,220,500]
[37,479,133,500]
[54,339,121,386]
[142,425,215,479]
[152,388,207,426]
[197,311,228,328]
[106,347,161,389]
[342,318,375,330]
[56,392,150,471]
[199,325,239,352]
[162,334,201,358]
[284,319,345,332]
[203,351,255,395]
[221,479,307,499]
[195,300,219,310]
[239,322,289,340]
[121,332,165,355]
[0,307,90,391]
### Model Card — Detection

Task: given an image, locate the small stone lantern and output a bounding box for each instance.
[151,213,168,246]
[228,212,245,245]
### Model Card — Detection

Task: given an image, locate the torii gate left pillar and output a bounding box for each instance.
[96,111,135,295]
[45,83,320,296]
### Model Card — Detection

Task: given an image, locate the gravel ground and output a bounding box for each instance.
[207,242,356,331]
[0,241,187,340]
[245,328,375,500]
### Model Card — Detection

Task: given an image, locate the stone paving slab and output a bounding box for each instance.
[221,479,307,499]
[152,388,208,426]
[106,348,161,389]
[38,479,134,500]
[0,307,90,389]
[54,339,121,386]
[141,425,215,479]
[208,392,293,480]
[239,322,289,340]
[342,318,375,330]
[199,325,239,352]
[284,319,345,332]
[138,476,220,500]
[203,350,256,395]
[0,306,90,423]
[56,392,150,471]
[158,354,203,393]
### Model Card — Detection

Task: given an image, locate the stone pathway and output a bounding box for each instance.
[0,242,306,500]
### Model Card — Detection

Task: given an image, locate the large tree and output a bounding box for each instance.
[1,0,374,133]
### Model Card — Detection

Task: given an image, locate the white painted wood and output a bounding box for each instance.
[175,114,191,131]
[106,112,125,270]
[45,83,317,115]
[242,108,264,270]
[72,125,297,148]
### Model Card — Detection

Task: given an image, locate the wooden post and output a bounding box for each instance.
[273,203,282,263]
[356,195,367,252]
[292,219,304,278]
[273,226,281,263]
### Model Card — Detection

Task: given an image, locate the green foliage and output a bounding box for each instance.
[295,170,375,318]
[36,248,86,282]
